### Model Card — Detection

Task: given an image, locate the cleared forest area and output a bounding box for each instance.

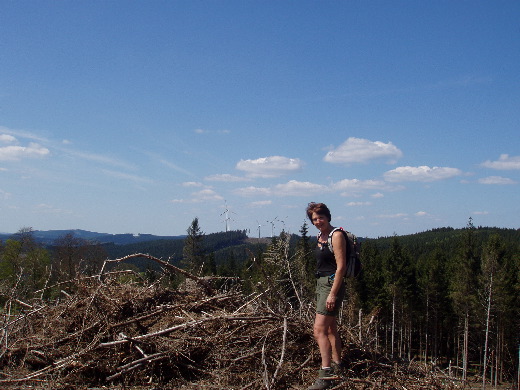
[1,224,519,389]
[1,250,515,389]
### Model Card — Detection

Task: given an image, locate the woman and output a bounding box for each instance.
[306,202,347,390]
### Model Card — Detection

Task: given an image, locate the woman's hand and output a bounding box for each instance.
[326,293,336,311]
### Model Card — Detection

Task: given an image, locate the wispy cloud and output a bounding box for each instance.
[236,156,303,178]
[384,166,462,182]
[182,181,204,187]
[102,169,154,184]
[250,200,272,207]
[0,134,17,143]
[234,180,328,197]
[333,178,398,195]
[0,188,11,200]
[0,142,50,161]
[194,128,231,135]
[272,180,328,196]
[158,158,193,176]
[377,213,409,219]
[478,176,517,185]
[63,149,134,169]
[347,201,372,206]
[204,173,250,182]
[481,154,520,170]
[33,203,72,215]
[171,188,224,203]
[324,137,403,165]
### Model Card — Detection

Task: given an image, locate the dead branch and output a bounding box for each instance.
[101,253,215,295]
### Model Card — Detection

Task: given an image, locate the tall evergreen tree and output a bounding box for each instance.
[449,218,479,380]
[382,235,415,358]
[294,221,315,301]
[182,217,205,275]
[416,245,449,362]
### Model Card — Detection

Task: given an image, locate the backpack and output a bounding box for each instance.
[327,227,362,278]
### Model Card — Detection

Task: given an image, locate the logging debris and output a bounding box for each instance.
[0,254,466,389]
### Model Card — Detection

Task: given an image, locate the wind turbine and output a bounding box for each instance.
[256,220,264,239]
[220,201,237,232]
[266,216,278,237]
[279,216,289,233]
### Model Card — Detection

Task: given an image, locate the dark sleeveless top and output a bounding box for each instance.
[315,241,337,274]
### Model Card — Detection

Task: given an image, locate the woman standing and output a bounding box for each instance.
[306,202,347,390]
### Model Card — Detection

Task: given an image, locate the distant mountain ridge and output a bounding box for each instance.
[0,229,185,245]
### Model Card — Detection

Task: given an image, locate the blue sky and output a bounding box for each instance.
[1,1,519,239]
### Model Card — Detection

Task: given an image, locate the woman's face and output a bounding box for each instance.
[311,212,329,230]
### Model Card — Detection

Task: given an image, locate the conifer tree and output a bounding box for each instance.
[449,218,479,380]
[382,235,415,358]
[480,233,507,388]
[416,245,449,362]
[294,221,315,301]
[182,218,205,275]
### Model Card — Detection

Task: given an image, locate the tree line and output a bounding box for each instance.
[1,219,519,387]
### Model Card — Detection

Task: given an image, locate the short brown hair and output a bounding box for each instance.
[306,202,331,223]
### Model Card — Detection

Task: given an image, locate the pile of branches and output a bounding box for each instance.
[0,254,464,389]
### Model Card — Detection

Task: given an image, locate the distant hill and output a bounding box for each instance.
[0,229,184,245]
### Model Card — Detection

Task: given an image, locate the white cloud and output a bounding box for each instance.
[64,149,135,170]
[158,159,193,176]
[347,201,372,206]
[0,134,17,143]
[204,173,250,182]
[272,180,328,196]
[0,142,50,161]
[250,200,272,207]
[384,166,462,182]
[333,178,401,196]
[194,128,231,135]
[233,186,272,197]
[415,211,429,217]
[377,213,408,219]
[172,188,224,203]
[0,188,11,200]
[182,181,204,187]
[481,154,520,170]
[371,192,384,198]
[324,137,403,164]
[235,180,328,197]
[478,176,517,185]
[193,189,223,201]
[34,203,72,215]
[102,169,154,184]
[473,211,489,215]
[236,156,303,178]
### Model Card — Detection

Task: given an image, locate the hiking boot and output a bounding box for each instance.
[319,367,340,381]
[307,367,340,389]
[307,377,332,390]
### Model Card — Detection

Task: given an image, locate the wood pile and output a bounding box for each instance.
[0,254,464,389]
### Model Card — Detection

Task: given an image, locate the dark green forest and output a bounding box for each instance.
[1,220,519,386]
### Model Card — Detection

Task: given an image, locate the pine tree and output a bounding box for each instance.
[182,218,205,275]
[294,221,315,301]
[382,235,415,358]
[449,218,479,380]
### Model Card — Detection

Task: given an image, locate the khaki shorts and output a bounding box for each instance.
[316,276,346,316]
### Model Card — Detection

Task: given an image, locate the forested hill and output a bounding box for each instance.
[367,226,520,258]
[98,225,519,272]
[101,229,265,270]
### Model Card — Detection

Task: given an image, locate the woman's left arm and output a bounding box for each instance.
[326,230,347,307]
